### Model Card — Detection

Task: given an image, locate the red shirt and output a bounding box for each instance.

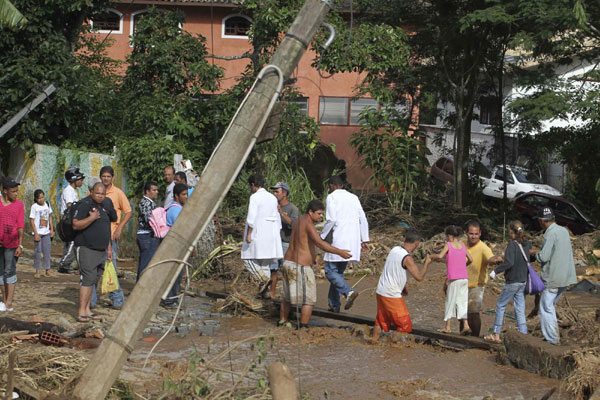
[0,199,24,248]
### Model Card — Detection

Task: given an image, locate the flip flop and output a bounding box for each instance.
[437,328,452,334]
[483,334,502,343]
[460,329,472,336]
[86,314,103,321]
[77,316,91,323]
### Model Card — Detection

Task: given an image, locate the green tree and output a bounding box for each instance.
[0,0,27,28]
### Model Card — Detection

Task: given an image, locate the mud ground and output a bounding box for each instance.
[4,245,575,399]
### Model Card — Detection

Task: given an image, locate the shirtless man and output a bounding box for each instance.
[279,200,351,328]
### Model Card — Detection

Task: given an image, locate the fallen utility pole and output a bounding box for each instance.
[71,1,333,398]
[0,83,55,139]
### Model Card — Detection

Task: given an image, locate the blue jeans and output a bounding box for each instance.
[493,282,527,334]
[163,270,183,305]
[325,261,353,311]
[136,233,159,281]
[270,242,289,270]
[0,247,17,285]
[540,287,566,345]
[91,240,125,308]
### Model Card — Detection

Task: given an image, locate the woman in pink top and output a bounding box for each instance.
[425,225,472,334]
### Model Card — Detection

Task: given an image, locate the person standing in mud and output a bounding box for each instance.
[321,175,369,312]
[0,177,25,312]
[463,220,503,337]
[279,200,351,328]
[241,174,283,289]
[72,182,117,322]
[535,207,577,345]
[267,182,299,299]
[371,231,430,342]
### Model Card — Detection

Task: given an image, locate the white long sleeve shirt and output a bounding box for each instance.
[321,189,369,262]
[241,188,283,260]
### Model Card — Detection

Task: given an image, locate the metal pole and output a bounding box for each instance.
[71,1,332,398]
[0,84,56,139]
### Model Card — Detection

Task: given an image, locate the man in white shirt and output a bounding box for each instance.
[321,176,369,312]
[372,231,430,343]
[58,167,85,274]
[241,174,283,287]
[164,166,175,207]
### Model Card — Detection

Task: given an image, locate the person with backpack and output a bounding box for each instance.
[72,182,117,322]
[160,183,188,308]
[136,181,159,281]
[29,189,54,278]
[58,167,85,274]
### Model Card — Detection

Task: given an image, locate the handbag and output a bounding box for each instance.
[101,260,119,294]
[517,242,545,295]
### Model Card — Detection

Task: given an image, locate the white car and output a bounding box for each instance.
[481,165,562,199]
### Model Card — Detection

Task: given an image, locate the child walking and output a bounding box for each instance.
[426,225,473,334]
[484,221,530,343]
[29,189,54,278]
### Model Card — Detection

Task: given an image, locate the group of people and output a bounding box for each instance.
[244,174,578,347]
[0,166,579,345]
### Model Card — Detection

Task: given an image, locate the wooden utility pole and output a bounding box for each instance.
[71,1,333,398]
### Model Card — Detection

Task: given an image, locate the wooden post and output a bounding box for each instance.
[268,362,298,400]
[71,1,332,399]
[5,350,16,400]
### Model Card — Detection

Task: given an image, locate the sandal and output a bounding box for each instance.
[460,328,472,336]
[87,314,103,321]
[437,328,452,334]
[34,271,41,279]
[483,334,502,343]
[77,316,91,323]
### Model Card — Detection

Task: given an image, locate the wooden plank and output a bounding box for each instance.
[204,290,494,350]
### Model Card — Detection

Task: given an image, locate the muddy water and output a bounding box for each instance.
[125,313,568,399]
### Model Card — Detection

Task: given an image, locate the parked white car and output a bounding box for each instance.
[481,165,562,199]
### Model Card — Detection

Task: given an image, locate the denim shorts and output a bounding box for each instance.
[0,247,18,285]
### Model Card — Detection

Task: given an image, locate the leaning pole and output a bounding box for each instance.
[72,0,333,398]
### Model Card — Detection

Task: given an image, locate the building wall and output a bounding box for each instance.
[92,3,377,189]
[9,144,128,221]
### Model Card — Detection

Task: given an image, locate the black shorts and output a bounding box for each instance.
[76,246,106,287]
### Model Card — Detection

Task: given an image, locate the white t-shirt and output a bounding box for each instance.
[30,202,53,236]
[376,246,409,298]
[60,185,79,214]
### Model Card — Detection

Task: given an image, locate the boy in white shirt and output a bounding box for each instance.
[58,167,85,274]
[30,189,54,278]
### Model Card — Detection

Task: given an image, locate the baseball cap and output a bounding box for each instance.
[1,177,20,189]
[270,182,290,193]
[538,207,555,220]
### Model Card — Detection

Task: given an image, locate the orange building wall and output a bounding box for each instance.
[96,3,373,188]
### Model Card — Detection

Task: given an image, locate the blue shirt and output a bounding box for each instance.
[166,203,183,227]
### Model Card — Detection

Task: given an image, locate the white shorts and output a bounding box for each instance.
[445,279,468,321]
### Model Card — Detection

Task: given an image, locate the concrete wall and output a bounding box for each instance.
[9,144,128,221]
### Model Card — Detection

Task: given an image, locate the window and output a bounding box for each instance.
[130,9,149,39]
[291,97,308,116]
[91,9,123,34]
[222,15,251,39]
[350,98,379,125]
[319,97,380,125]
[479,96,500,125]
[494,169,514,184]
[522,195,550,208]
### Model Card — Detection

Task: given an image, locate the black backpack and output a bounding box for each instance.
[57,201,79,242]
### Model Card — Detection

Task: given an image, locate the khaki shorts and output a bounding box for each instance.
[281,260,316,306]
[468,287,485,313]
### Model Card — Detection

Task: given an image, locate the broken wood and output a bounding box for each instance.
[5,350,16,400]
[268,362,298,400]
[0,330,29,338]
[0,317,64,334]
[204,290,494,350]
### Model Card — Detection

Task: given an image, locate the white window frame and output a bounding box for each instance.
[222,14,252,39]
[291,97,309,116]
[91,8,123,34]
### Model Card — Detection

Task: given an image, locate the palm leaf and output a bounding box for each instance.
[0,0,28,29]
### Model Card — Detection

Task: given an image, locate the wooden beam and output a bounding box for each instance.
[204,290,494,350]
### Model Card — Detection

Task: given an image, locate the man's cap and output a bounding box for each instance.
[270,182,290,193]
[1,177,20,189]
[538,207,555,220]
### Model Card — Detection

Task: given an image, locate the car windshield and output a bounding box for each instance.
[512,169,542,184]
